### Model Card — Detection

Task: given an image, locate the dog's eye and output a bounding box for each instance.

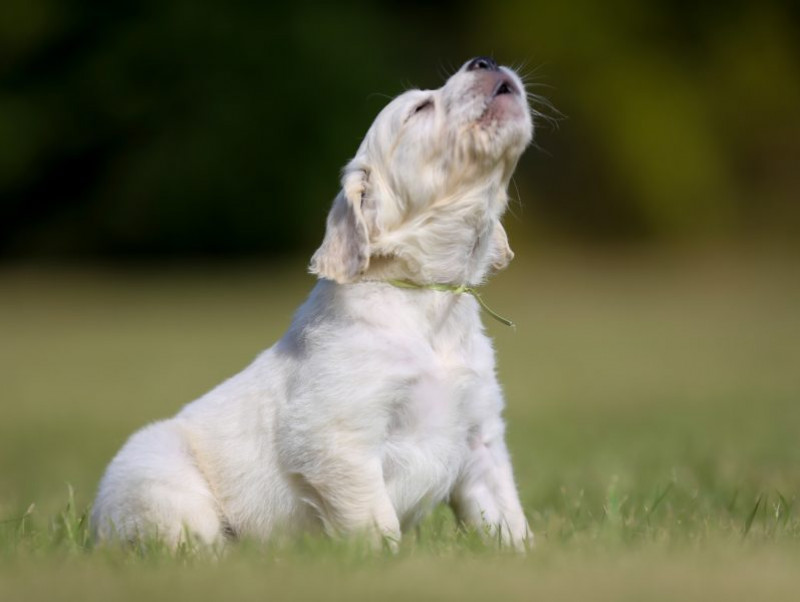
[412,99,433,115]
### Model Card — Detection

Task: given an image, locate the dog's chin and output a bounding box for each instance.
[479,93,527,126]
[465,110,531,166]
[456,86,530,161]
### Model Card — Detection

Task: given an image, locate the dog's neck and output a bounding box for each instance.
[363,183,508,287]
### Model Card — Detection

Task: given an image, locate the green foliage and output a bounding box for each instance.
[1,1,799,257]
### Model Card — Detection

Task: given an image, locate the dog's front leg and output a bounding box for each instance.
[291,449,401,550]
[449,418,531,551]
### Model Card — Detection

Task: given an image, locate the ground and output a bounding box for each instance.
[1,247,798,600]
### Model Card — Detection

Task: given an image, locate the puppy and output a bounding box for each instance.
[92,56,534,550]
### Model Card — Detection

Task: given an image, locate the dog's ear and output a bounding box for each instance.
[489,221,514,271]
[309,166,371,283]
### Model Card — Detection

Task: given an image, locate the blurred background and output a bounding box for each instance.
[1,0,799,535]
[2,0,799,258]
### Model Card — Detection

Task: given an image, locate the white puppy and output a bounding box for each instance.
[92,56,534,550]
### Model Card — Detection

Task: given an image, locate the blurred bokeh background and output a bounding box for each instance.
[2,0,799,258]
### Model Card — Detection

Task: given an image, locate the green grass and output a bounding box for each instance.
[1,249,799,600]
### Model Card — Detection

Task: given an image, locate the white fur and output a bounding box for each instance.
[92,58,534,550]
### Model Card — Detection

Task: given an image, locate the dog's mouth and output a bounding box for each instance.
[492,78,518,98]
[483,73,523,112]
[476,76,524,126]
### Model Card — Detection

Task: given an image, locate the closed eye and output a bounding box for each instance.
[412,99,433,115]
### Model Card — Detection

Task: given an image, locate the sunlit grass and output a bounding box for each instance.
[1,249,799,600]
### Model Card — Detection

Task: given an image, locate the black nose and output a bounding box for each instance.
[466,56,499,72]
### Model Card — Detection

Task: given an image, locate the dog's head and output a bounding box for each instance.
[310,57,533,285]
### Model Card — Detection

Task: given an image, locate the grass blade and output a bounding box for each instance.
[742,493,763,538]
[775,490,793,527]
[647,482,673,518]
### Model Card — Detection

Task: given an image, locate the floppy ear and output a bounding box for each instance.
[489,221,514,271]
[309,166,371,283]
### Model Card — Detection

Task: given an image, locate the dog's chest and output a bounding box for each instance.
[381,340,487,524]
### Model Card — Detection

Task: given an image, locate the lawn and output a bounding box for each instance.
[1,248,798,600]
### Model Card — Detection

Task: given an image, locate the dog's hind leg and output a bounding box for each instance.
[91,419,224,548]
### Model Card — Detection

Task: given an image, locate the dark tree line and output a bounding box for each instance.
[2,0,798,258]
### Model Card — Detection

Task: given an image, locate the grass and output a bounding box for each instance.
[1,248,799,600]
